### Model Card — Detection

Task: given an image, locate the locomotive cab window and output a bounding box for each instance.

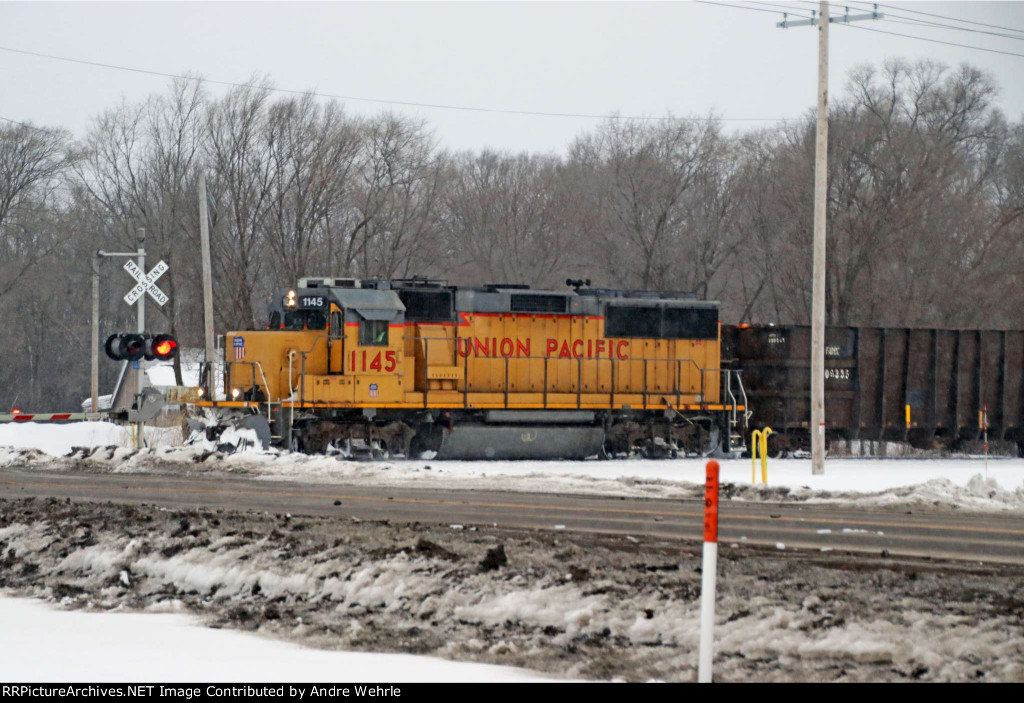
[359,320,389,346]
[329,311,343,339]
[283,310,327,330]
[269,311,281,329]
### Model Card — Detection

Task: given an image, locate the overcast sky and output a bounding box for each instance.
[2,1,1023,154]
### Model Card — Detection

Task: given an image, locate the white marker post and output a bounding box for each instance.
[698,459,720,683]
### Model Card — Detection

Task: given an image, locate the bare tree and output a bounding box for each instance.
[444,150,575,286]
[72,78,207,382]
[326,113,445,279]
[263,95,362,285]
[204,80,275,330]
[0,120,76,299]
[569,116,723,292]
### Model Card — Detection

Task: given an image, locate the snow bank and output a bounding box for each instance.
[2,421,1022,512]
[0,595,555,682]
[0,421,179,456]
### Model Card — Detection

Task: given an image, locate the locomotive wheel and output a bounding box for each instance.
[701,426,721,457]
[327,438,353,459]
[369,439,388,460]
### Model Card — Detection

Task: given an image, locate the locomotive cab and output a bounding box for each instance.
[224,285,407,407]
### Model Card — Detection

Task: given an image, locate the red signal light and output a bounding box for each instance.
[149,334,178,361]
[11,408,20,415]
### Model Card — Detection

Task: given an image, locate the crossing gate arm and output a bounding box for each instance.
[0,412,115,423]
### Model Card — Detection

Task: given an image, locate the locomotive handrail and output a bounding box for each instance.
[403,332,720,407]
[221,339,739,415]
[404,350,720,410]
[221,360,260,399]
[216,360,272,422]
[291,335,328,405]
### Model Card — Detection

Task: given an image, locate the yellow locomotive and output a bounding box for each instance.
[194,277,748,459]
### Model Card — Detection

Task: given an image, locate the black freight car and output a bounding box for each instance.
[723,325,1024,456]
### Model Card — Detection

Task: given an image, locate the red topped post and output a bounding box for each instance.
[698,459,721,682]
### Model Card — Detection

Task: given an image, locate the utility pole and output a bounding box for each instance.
[136,226,146,450]
[91,253,100,413]
[777,2,882,475]
[199,171,215,366]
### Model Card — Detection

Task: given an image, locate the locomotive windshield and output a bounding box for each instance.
[280,310,327,330]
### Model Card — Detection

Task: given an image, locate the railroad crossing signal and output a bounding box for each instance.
[123,259,169,307]
[104,333,178,362]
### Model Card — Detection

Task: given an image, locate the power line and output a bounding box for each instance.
[743,1,816,16]
[695,1,811,18]
[0,115,35,128]
[764,0,1024,43]
[0,44,806,123]
[840,1,1024,42]
[0,115,57,132]
[738,2,1024,59]
[883,17,1024,43]
[835,21,1024,60]
[853,1,1024,35]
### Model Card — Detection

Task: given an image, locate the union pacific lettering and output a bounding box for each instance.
[457,337,630,360]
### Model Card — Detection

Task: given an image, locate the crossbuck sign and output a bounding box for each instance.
[123,259,169,306]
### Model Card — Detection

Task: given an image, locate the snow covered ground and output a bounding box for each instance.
[2,497,1021,682]
[0,421,1022,511]
[0,595,555,682]
[0,421,179,456]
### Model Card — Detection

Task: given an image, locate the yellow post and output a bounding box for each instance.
[751,429,762,483]
[760,427,773,484]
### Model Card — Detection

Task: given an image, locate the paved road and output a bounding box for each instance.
[1,468,1021,564]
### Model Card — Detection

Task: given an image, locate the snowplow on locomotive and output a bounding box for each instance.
[191,277,750,459]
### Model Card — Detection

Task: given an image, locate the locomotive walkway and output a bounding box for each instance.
[1,467,1022,565]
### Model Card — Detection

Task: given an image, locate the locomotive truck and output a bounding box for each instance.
[192,277,750,459]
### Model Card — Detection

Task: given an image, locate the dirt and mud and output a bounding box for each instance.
[1,495,1022,682]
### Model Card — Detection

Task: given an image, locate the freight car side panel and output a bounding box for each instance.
[730,326,855,432]
[727,323,1024,448]
[1004,331,1024,440]
[933,330,956,436]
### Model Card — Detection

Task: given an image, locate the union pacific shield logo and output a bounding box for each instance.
[233,336,245,360]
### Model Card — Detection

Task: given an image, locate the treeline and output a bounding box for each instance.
[1,59,1022,411]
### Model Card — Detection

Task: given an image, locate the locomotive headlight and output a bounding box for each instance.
[197,387,205,398]
[287,290,296,299]
[231,387,241,399]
